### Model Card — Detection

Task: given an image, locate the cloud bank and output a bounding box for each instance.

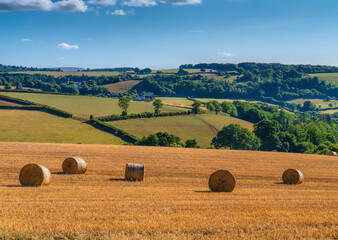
[56,43,79,50]
[0,0,201,12]
[0,0,87,12]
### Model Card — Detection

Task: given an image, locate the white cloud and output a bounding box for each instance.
[56,43,79,50]
[166,0,201,5]
[87,0,117,6]
[0,0,87,12]
[123,0,156,7]
[21,38,32,42]
[57,57,65,60]
[53,0,87,12]
[123,0,200,7]
[0,0,201,12]
[218,52,234,56]
[106,9,132,15]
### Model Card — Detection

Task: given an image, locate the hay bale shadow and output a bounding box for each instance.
[109,178,141,182]
[1,185,33,188]
[52,172,69,175]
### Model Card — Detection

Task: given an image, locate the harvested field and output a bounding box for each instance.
[0,99,21,106]
[109,114,254,147]
[0,142,337,239]
[103,80,142,93]
[0,110,125,144]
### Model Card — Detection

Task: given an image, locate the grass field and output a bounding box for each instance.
[157,97,194,106]
[0,142,337,239]
[309,73,338,85]
[0,92,186,119]
[0,110,125,144]
[103,80,142,93]
[287,98,338,110]
[6,71,122,77]
[109,114,254,147]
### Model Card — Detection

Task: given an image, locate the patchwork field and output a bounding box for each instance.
[103,80,142,93]
[309,73,338,85]
[0,92,186,119]
[0,110,125,144]
[7,71,121,77]
[109,114,254,147]
[0,142,337,239]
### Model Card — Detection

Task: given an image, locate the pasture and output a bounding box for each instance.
[157,97,194,107]
[0,92,186,119]
[309,73,338,85]
[109,114,254,147]
[287,98,338,110]
[0,110,125,144]
[0,142,337,239]
[103,80,142,93]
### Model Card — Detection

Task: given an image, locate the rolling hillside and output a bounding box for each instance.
[108,114,254,147]
[0,110,125,144]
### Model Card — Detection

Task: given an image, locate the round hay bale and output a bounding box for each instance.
[19,164,51,186]
[282,169,304,184]
[62,157,87,174]
[208,170,236,192]
[125,163,144,181]
[326,151,337,156]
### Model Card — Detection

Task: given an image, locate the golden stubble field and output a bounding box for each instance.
[0,142,337,239]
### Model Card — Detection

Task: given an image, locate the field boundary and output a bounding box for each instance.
[88,119,139,144]
[97,110,196,122]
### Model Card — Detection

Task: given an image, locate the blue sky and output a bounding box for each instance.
[1,0,338,69]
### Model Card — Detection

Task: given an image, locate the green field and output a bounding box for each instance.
[287,98,338,110]
[108,114,254,147]
[103,80,142,93]
[0,110,125,144]
[0,92,186,119]
[309,73,338,85]
[157,97,194,107]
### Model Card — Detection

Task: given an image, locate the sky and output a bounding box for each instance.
[0,0,338,69]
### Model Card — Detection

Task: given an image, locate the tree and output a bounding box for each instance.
[221,102,238,117]
[206,100,222,115]
[211,124,261,150]
[4,82,11,90]
[253,120,282,151]
[192,100,202,114]
[15,82,23,90]
[136,132,183,147]
[153,99,163,114]
[185,139,200,148]
[118,96,130,116]
[177,67,189,75]
[301,101,316,112]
